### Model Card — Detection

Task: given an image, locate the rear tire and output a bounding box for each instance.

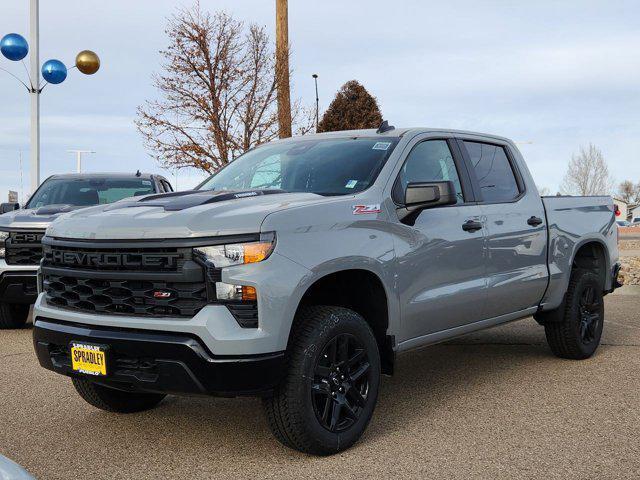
[263,306,381,455]
[544,269,604,360]
[0,302,29,329]
[72,378,166,413]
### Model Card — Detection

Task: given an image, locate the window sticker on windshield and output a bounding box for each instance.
[345,180,358,189]
[372,142,391,151]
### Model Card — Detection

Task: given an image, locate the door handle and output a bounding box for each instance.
[462,220,483,232]
[527,216,543,227]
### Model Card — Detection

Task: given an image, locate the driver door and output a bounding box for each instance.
[391,137,488,342]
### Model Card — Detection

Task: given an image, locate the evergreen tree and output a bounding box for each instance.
[317,80,383,132]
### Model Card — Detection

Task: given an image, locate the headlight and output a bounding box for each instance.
[0,230,8,259]
[194,236,275,267]
[194,234,275,302]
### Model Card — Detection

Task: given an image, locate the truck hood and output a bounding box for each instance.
[0,204,81,230]
[46,189,328,240]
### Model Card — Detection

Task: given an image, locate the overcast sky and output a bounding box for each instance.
[1,0,639,201]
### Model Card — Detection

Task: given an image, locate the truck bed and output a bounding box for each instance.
[540,195,618,309]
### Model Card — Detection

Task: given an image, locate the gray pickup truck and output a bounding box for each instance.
[0,172,173,328]
[32,126,620,455]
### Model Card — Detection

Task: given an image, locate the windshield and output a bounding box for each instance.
[26,177,156,209]
[198,137,399,196]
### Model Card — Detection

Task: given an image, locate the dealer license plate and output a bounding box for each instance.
[70,343,108,376]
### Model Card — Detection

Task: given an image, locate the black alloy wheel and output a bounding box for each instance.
[544,269,605,360]
[312,333,371,433]
[262,305,381,455]
[578,285,602,344]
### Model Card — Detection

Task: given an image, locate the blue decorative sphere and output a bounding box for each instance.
[0,33,29,61]
[42,59,67,84]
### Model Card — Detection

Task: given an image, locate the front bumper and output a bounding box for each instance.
[0,270,38,304]
[33,318,286,397]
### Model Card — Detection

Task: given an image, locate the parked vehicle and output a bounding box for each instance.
[32,127,620,455]
[631,218,640,226]
[0,454,34,480]
[616,220,631,227]
[0,172,173,328]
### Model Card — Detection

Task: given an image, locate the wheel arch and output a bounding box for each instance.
[536,237,611,325]
[570,238,610,290]
[290,267,396,374]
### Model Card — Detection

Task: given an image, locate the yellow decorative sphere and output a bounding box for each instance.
[75,50,100,75]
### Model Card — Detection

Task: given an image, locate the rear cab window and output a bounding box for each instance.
[462,141,521,203]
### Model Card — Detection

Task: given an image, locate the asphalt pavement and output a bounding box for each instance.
[1,290,639,479]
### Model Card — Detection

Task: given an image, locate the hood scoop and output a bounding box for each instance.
[35,204,76,215]
[106,189,286,212]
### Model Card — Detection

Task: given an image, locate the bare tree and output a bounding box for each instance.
[136,4,310,174]
[617,180,640,204]
[560,144,614,196]
[537,185,551,196]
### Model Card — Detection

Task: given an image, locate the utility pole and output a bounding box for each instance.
[68,150,95,173]
[30,0,40,192]
[275,0,292,138]
[312,74,319,130]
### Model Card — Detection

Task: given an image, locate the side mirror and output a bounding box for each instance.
[398,181,457,225]
[0,203,19,214]
[405,181,457,210]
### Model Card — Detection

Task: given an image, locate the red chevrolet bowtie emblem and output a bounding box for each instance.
[153,291,172,299]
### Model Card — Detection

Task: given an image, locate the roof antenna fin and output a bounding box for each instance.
[376,120,395,134]
[135,169,141,177]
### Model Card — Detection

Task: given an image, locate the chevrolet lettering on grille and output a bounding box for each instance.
[50,250,180,269]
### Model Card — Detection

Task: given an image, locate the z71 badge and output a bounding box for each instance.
[352,204,382,215]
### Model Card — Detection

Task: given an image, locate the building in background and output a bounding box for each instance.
[614,197,630,221]
[629,205,640,223]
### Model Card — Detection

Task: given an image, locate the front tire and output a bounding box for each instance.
[544,269,604,360]
[72,378,166,413]
[263,306,381,455]
[0,302,29,329]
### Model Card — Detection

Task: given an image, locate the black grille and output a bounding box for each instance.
[41,240,259,322]
[43,274,207,317]
[5,231,45,265]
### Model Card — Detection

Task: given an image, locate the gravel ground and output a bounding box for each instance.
[1,291,639,480]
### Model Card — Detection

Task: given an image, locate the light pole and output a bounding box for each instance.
[30,0,39,192]
[312,74,319,130]
[18,151,24,204]
[67,150,95,173]
[1,1,100,192]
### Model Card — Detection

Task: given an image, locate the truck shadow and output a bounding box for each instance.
[89,323,555,457]
[368,341,553,441]
[70,317,610,466]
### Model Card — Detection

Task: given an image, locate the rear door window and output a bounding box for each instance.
[463,141,520,203]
